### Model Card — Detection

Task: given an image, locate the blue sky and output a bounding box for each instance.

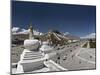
[12,1,96,37]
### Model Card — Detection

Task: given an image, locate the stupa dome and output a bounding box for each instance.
[24,39,40,50]
[40,42,54,52]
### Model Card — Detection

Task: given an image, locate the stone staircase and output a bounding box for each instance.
[16,49,45,73]
[22,51,44,60]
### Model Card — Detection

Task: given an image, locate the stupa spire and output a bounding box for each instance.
[29,22,34,39]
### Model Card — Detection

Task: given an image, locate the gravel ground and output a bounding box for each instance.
[60,48,96,70]
[11,45,24,63]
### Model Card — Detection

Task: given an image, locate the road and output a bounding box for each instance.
[58,40,96,70]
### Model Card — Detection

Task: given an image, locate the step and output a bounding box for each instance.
[24,55,43,58]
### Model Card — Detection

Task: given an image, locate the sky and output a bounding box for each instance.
[12,1,96,37]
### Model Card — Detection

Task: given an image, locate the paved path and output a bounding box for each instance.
[75,48,95,64]
[87,41,90,48]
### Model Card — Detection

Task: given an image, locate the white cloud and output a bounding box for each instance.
[12,27,29,34]
[81,33,96,39]
[19,29,29,34]
[12,27,43,35]
[33,30,43,35]
[12,27,20,33]
[63,32,70,35]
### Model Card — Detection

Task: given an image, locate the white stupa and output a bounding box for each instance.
[40,41,54,54]
[24,25,40,51]
[24,39,40,50]
[16,25,44,73]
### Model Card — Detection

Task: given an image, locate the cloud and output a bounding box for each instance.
[63,32,70,35]
[12,27,20,33]
[19,29,29,34]
[81,33,96,39]
[12,27,29,34]
[12,27,43,35]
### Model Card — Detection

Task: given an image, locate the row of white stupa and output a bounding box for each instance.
[16,26,67,73]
